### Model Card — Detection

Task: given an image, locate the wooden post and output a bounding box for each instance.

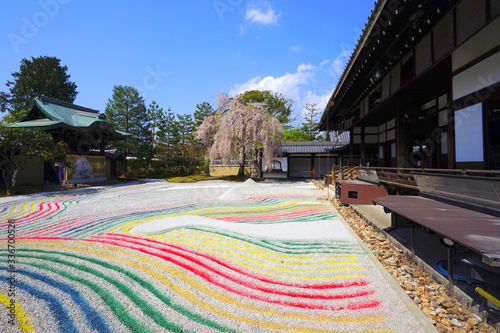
[311,154,315,179]
[448,247,455,298]
[349,129,354,166]
[396,102,406,168]
[286,155,290,179]
[410,222,415,260]
[360,126,366,166]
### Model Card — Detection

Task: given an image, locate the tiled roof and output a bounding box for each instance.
[9,96,130,139]
[281,142,347,154]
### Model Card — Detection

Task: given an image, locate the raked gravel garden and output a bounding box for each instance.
[1,179,432,332]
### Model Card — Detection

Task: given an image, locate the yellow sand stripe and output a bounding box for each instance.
[16,239,385,331]
[0,292,35,333]
[4,202,35,220]
[152,233,362,274]
[169,230,357,265]
[176,228,352,260]
[112,200,317,232]
[168,230,356,266]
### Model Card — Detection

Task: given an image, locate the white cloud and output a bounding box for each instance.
[229,63,315,100]
[229,63,335,125]
[289,45,302,55]
[319,59,331,67]
[245,2,281,26]
[297,63,315,72]
[329,50,351,77]
[301,91,331,118]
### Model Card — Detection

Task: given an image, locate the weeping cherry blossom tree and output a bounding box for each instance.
[196,93,283,177]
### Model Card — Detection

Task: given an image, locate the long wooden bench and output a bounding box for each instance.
[372,195,500,296]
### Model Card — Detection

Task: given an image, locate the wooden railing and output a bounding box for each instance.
[355,166,500,192]
[332,165,358,181]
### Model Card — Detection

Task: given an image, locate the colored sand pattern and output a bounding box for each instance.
[0,181,427,332]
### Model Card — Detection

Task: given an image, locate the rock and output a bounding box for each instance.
[400,265,413,275]
[413,296,422,305]
[470,313,482,323]
[436,296,448,306]
[420,294,430,304]
[451,318,462,327]
[438,285,447,294]
[441,301,454,309]
[425,284,437,291]
[466,317,479,329]
[421,307,436,317]
[435,307,448,315]
[440,317,450,326]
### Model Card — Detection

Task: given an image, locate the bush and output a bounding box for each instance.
[126,157,203,179]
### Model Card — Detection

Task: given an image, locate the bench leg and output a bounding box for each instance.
[410,222,415,260]
[448,247,455,297]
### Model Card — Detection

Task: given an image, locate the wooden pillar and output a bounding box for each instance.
[100,139,105,156]
[349,128,354,166]
[360,127,366,166]
[311,154,315,179]
[396,102,407,168]
[287,155,290,179]
[447,107,455,169]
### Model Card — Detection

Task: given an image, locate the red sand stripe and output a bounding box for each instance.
[96,234,369,298]
[105,233,367,290]
[23,236,379,311]
[218,209,327,221]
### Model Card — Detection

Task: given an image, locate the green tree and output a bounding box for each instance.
[300,103,320,141]
[157,107,179,160]
[0,112,67,195]
[193,102,215,127]
[3,56,77,113]
[147,100,165,150]
[282,127,309,142]
[175,114,194,157]
[105,85,149,165]
[239,90,294,124]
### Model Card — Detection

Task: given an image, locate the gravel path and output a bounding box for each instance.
[1,180,432,332]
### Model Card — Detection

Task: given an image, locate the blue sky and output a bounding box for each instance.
[0,1,375,126]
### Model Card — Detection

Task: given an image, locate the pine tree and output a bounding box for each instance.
[300,103,320,141]
[193,102,215,127]
[105,85,149,157]
[157,108,179,160]
[3,56,77,113]
[175,114,194,157]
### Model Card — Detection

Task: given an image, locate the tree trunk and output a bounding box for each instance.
[121,153,128,178]
[2,166,18,196]
[238,149,246,177]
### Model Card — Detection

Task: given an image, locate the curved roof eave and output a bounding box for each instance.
[320,0,387,128]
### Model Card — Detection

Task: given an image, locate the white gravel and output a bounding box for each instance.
[218,187,246,201]
[0,179,432,332]
[129,215,355,241]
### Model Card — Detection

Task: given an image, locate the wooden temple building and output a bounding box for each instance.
[318,0,500,323]
[9,96,130,185]
[319,0,500,171]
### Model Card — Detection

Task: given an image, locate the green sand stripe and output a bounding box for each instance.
[47,199,72,220]
[68,210,336,239]
[182,227,364,255]
[2,258,152,333]
[2,250,237,333]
